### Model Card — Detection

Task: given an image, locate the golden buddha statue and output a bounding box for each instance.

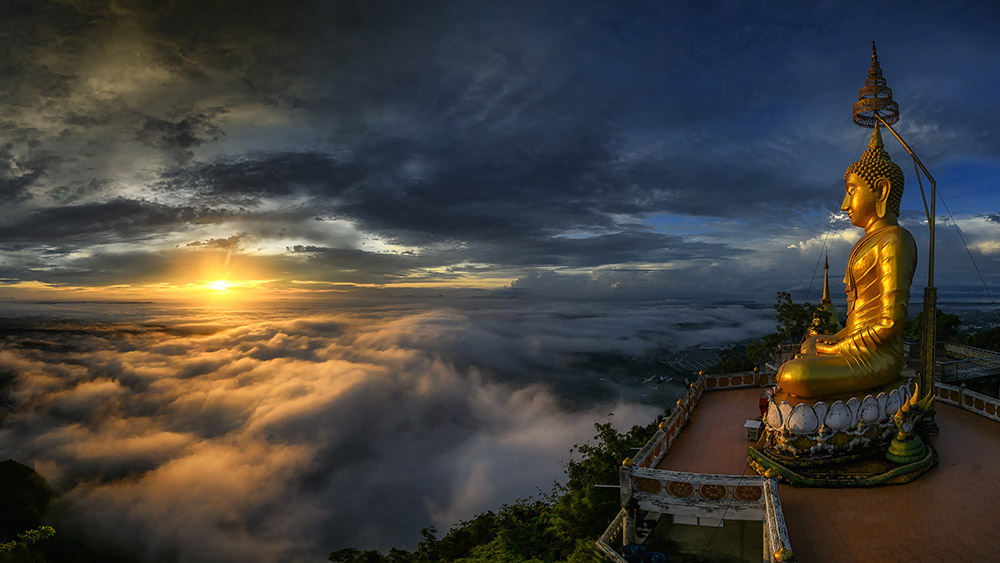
[777,125,917,398]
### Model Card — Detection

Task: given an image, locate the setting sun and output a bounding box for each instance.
[208,280,230,291]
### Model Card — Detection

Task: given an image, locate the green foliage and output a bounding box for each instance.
[964,326,1000,352]
[0,461,56,563]
[0,460,53,542]
[904,309,963,343]
[328,419,660,563]
[551,420,660,546]
[812,306,839,336]
[328,548,395,563]
[774,292,835,345]
[0,527,55,563]
[707,347,753,374]
[745,333,780,369]
[707,293,828,376]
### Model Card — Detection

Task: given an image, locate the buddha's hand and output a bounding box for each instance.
[814,337,840,355]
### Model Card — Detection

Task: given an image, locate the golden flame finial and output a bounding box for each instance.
[870,122,884,149]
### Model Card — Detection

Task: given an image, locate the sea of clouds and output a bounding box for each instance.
[0,298,774,562]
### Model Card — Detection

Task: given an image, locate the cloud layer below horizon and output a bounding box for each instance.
[0,299,775,561]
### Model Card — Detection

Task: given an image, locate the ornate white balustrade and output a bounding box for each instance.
[626,468,767,521]
[596,509,628,563]
[598,373,796,562]
[935,381,1000,422]
[599,469,793,563]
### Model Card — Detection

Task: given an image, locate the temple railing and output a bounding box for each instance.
[629,377,705,470]
[607,465,794,562]
[762,478,794,563]
[599,372,795,562]
[624,468,767,521]
[934,381,1000,423]
[598,351,1000,562]
[596,509,628,563]
[701,370,769,391]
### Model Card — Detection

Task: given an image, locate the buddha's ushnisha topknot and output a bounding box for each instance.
[845,124,904,217]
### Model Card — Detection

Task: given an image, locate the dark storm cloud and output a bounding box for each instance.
[157,152,352,205]
[0,0,95,104]
[0,151,46,203]
[467,229,744,268]
[186,235,241,249]
[0,199,236,244]
[134,0,855,249]
[0,301,774,561]
[286,245,438,277]
[136,111,226,161]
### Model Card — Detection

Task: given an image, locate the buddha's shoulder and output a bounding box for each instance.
[870,226,917,259]
[874,225,916,245]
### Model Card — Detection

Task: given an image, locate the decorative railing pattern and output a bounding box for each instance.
[763,478,794,563]
[934,382,1000,423]
[701,370,766,390]
[630,377,705,469]
[626,467,766,521]
[596,508,628,563]
[943,342,1000,360]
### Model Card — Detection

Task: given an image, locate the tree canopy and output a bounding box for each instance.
[904,309,964,343]
[774,292,837,345]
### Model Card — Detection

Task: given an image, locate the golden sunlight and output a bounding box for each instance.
[208,280,230,291]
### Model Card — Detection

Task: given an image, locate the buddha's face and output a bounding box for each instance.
[842,172,879,229]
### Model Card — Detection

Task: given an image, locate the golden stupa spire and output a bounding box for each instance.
[817,250,841,330]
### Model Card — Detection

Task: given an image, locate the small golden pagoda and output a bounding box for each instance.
[807,252,841,337]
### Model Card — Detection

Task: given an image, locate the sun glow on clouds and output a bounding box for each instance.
[207,280,229,291]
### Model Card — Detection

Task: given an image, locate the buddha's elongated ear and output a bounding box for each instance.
[874,177,891,218]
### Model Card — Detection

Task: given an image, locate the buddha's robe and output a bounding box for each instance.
[777,225,917,398]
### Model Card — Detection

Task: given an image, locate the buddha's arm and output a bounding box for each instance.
[826,295,905,356]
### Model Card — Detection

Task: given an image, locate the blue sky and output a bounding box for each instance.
[1,0,998,303]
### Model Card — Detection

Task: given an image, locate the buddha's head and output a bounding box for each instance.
[842,125,904,229]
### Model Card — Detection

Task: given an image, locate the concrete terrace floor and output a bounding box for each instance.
[655,386,1000,563]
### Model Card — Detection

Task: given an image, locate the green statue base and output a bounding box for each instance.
[748,439,937,488]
